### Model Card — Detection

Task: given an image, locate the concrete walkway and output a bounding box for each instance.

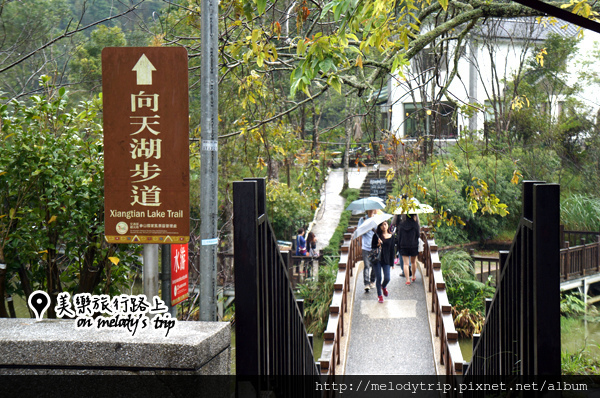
[344,262,436,374]
[309,167,438,375]
[309,168,368,252]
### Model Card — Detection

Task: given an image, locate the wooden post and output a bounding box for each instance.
[597,236,600,272]
[565,241,570,280]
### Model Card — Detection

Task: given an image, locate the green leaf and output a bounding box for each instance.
[328,75,342,94]
[256,0,266,14]
[320,58,334,73]
[321,2,335,18]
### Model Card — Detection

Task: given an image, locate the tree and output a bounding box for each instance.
[154,0,595,208]
[69,25,128,98]
[0,0,149,102]
[0,79,141,318]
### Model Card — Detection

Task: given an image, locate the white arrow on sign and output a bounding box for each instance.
[132,54,156,85]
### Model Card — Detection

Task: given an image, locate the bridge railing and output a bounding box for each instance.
[318,228,360,375]
[469,249,500,286]
[465,181,561,376]
[561,226,600,246]
[560,234,600,280]
[420,227,466,379]
[233,178,320,386]
[465,229,600,286]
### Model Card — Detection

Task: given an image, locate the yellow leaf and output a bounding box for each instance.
[386,168,395,181]
[39,250,48,254]
[48,215,57,224]
[108,257,120,265]
[355,55,363,68]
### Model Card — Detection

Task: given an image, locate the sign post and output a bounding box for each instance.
[102,47,190,301]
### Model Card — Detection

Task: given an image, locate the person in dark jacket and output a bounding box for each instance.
[397,213,420,285]
[371,220,396,303]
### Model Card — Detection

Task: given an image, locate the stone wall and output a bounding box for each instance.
[0,318,230,375]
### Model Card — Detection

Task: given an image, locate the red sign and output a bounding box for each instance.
[102,47,189,244]
[171,243,189,305]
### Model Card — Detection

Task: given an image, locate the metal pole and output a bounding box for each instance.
[469,37,478,132]
[161,244,176,317]
[143,244,159,301]
[199,0,219,321]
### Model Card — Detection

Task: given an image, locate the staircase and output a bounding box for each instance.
[349,170,394,226]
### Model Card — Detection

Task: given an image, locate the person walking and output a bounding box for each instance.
[306,231,318,257]
[392,214,412,278]
[358,210,377,292]
[371,220,395,303]
[296,228,308,256]
[397,213,420,285]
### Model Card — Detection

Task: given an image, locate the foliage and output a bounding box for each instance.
[0,80,141,316]
[561,348,600,375]
[69,25,127,98]
[452,307,484,339]
[266,180,314,241]
[561,317,600,375]
[0,0,71,98]
[560,293,587,317]
[496,33,600,195]
[297,255,338,334]
[403,145,522,246]
[441,250,495,324]
[561,193,600,232]
[321,188,359,257]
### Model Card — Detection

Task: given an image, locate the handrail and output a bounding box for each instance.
[426,181,562,382]
[233,178,320,383]
[318,227,361,375]
[465,181,561,376]
[561,225,600,246]
[560,237,600,280]
[420,227,466,379]
[469,249,500,286]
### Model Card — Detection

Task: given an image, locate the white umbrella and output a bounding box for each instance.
[392,197,434,215]
[353,212,393,238]
[345,197,386,212]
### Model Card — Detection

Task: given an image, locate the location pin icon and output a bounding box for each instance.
[28,290,50,321]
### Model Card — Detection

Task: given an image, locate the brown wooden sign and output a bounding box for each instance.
[102,47,189,244]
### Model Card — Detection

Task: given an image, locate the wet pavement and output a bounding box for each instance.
[344,262,436,375]
[309,167,438,375]
[309,167,368,252]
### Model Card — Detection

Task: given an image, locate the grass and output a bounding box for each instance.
[561,193,600,232]
[321,188,359,257]
[561,316,600,374]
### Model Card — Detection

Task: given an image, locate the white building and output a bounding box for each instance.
[385,17,600,138]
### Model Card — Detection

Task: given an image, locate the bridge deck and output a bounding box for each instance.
[344,262,436,375]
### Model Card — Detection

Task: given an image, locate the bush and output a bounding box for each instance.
[408,145,522,245]
[441,250,495,315]
[560,293,587,317]
[266,180,314,241]
[297,256,338,334]
[321,188,359,257]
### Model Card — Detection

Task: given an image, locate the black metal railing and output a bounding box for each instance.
[465,181,561,376]
[234,178,319,390]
